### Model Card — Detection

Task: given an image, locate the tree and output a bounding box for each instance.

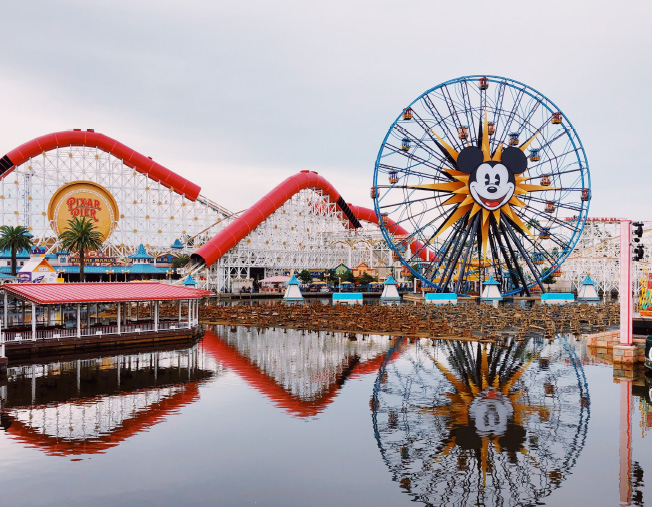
[297,269,313,285]
[58,217,103,282]
[358,272,377,285]
[0,225,32,276]
[172,254,190,273]
[541,273,556,290]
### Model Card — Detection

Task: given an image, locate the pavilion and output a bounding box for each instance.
[0,283,212,353]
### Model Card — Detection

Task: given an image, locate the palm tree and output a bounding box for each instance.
[58,217,104,282]
[0,225,33,276]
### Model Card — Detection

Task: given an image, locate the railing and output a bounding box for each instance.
[3,320,194,343]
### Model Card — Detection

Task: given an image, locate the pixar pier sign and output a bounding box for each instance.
[48,181,120,243]
[66,196,103,222]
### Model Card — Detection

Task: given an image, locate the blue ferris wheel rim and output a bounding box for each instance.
[372,74,590,295]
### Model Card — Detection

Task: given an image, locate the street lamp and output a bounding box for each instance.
[105,267,114,282]
[338,276,342,292]
[121,268,128,282]
[166,268,173,281]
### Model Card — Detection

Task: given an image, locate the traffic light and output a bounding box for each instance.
[632,221,645,261]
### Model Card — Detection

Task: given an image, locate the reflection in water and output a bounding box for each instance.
[371,336,590,507]
[0,344,221,456]
[202,326,402,417]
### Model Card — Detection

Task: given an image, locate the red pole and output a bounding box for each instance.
[619,378,632,506]
[620,220,633,346]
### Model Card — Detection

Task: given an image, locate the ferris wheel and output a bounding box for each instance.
[372,75,590,296]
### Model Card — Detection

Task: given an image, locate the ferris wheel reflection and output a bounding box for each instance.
[371,336,590,507]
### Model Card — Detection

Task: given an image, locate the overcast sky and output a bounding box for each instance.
[1,0,650,219]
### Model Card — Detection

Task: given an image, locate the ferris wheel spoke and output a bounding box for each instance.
[440,86,470,148]
[435,220,468,288]
[422,95,464,152]
[487,228,505,283]
[378,194,442,211]
[392,123,454,168]
[522,196,584,213]
[454,217,480,294]
[409,110,460,167]
[494,87,526,147]
[521,167,586,183]
[384,143,454,178]
[498,221,533,296]
[504,220,547,292]
[441,215,477,292]
[511,226,566,265]
[528,148,580,171]
[490,81,508,133]
[530,129,567,155]
[514,98,544,138]
[490,220,525,294]
[410,207,460,261]
[512,208,572,253]
[458,80,479,146]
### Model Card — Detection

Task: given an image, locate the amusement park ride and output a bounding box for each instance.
[372,75,591,296]
[0,75,601,295]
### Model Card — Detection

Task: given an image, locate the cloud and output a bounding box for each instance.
[0,0,650,220]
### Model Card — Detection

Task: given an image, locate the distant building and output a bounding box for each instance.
[351,262,377,279]
[18,256,59,283]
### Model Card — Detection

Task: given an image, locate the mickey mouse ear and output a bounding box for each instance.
[501,147,528,174]
[456,147,483,174]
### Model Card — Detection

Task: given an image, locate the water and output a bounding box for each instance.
[0,326,650,506]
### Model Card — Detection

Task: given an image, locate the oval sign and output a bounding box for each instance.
[48,181,119,242]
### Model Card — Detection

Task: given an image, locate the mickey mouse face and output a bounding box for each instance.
[456,145,528,211]
[470,163,514,211]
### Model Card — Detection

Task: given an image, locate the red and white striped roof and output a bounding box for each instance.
[2,282,212,304]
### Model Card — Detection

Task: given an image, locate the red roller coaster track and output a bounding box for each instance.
[2,131,434,264]
[0,129,201,200]
[192,171,435,267]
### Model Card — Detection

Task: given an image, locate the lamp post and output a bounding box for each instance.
[121,268,128,282]
[166,268,173,282]
[106,267,114,282]
[338,276,342,292]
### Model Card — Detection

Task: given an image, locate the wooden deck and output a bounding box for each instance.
[4,327,203,360]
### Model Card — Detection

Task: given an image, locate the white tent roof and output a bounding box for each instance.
[260,276,291,284]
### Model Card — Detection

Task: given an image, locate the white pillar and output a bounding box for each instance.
[77,304,81,338]
[3,291,7,328]
[620,220,633,346]
[178,300,182,323]
[31,303,36,341]
[117,302,121,335]
[0,317,5,358]
[154,301,159,332]
[31,365,36,403]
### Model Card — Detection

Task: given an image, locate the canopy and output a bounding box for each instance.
[2,282,212,305]
[259,276,290,284]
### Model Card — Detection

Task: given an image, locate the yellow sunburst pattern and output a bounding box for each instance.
[410,113,555,260]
